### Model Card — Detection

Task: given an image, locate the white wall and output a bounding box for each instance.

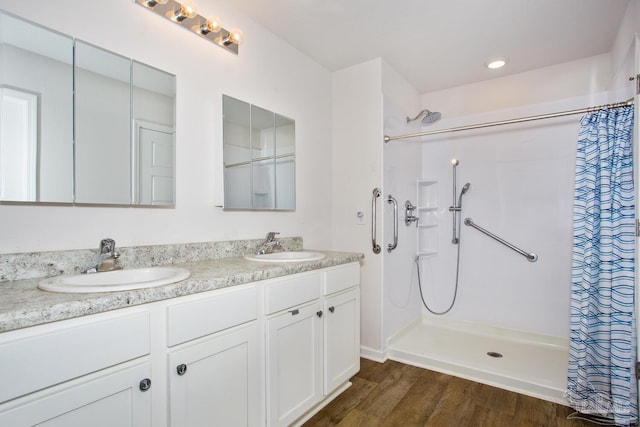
[381,61,422,346]
[0,0,332,253]
[417,54,635,338]
[331,59,384,354]
[330,58,423,356]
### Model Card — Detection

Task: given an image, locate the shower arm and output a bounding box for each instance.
[464,218,538,262]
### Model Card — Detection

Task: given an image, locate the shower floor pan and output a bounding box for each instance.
[387,316,569,405]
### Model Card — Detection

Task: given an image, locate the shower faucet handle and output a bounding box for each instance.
[405,200,418,226]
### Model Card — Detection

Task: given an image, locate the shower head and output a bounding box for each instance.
[406,109,442,125]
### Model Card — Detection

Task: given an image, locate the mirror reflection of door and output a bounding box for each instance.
[0,11,73,203]
[134,121,174,206]
[0,88,38,201]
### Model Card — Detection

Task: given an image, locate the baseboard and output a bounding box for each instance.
[360,345,387,362]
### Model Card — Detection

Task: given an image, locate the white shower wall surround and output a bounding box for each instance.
[417,95,598,340]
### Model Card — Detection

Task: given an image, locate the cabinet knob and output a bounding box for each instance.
[329,306,335,313]
[177,364,188,376]
[139,378,151,391]
[316,310,323,318]
[289,309,299,316]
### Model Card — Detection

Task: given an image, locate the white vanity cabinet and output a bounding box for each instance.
[323,288,360,394]
[265,271,323,427]
[0,260,361,427]
[0,311,152,426]
[322,263,361,395]
[166,284,260,427]
[265,263,360,426]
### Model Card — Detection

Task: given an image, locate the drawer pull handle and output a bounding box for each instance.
[139,378,151,392]
[177,364,188,376]
[289,309,299,315]
[329,306,335,313]
[316,310,323,318]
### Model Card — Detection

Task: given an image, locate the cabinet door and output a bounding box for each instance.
[324,288,360,394]
[169,322,259,427]
[267,301,322,427]
[0,361,151,427]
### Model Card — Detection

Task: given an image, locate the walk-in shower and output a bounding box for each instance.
[416,158,470,315]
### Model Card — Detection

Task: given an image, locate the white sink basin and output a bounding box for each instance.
[39,267,191,293]
[243,251,326,263]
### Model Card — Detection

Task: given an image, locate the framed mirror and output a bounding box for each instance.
[223,95,295,210]
[0,12,73,203]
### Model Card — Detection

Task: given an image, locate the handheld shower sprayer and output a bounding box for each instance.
[458,183,471,207]
[416,159,470,316]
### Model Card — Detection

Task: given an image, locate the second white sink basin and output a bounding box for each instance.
[39,267,191,293]
[244,251,326,263]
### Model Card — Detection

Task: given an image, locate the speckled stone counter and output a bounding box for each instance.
[0,239,364,333]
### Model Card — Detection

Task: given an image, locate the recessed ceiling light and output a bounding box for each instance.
[486,58,508,69]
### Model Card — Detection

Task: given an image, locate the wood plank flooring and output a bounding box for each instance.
[303,359,596,427]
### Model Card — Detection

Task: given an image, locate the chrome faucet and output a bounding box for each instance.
[82,238,122,274]
[256,232,283,255]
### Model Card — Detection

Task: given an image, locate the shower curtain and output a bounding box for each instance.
[567,104,637,426]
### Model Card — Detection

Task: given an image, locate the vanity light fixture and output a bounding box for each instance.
[134,0,244,55]
[486,57,508,69]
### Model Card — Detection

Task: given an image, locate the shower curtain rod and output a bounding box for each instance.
[383,97,635,143]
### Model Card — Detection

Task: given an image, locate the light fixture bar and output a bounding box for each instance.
[134,0,241,55]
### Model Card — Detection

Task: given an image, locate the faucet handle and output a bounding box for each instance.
[265,232,280,241]
[99,238,116,254]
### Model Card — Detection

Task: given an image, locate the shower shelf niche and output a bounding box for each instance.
[416,180,439,258]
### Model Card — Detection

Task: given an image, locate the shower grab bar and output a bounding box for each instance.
[387,195,398,252]
[464,218,538,262]
[371,188,382,254]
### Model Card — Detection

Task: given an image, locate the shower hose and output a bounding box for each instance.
[415,214,462,315]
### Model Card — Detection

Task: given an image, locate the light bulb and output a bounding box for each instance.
[486,58,508,69]
[145,0,168,6]
[173,2,197,21]
[200,16,222,34]
[228,28,244,45]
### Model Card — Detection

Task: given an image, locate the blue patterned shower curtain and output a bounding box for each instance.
[567,104,637,426]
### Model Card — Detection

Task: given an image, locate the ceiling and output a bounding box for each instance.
[224,0,631,93]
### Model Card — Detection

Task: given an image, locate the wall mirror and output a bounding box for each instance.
[223,95,295,210]
[0,10,176,206]
[0,12,73,203]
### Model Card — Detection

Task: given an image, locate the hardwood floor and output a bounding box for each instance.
[303,358,596,427]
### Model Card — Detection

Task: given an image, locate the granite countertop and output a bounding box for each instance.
[0,250,363,333]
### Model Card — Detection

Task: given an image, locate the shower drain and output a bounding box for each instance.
[486,351,503,358]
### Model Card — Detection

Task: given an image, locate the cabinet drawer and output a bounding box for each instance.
[0,312,149,404]
[167,285,258,346]
[265,271,321,315]
[322,262,360,295]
